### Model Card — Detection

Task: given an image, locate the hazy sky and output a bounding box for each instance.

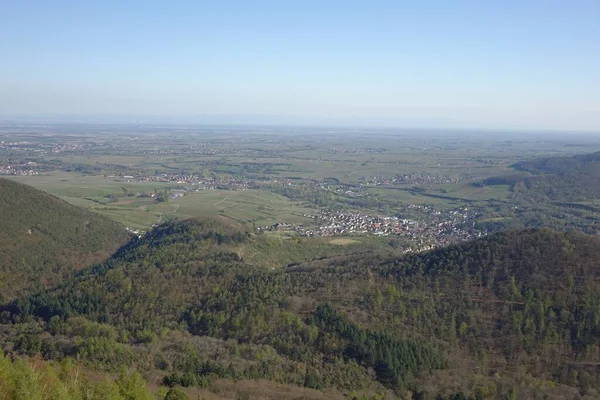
[1,0,599,131]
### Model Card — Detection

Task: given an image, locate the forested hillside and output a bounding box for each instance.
[472,151,600,235]
[0,350,199,400]
[2,217,600,399]
[0,178,131,299]
[510,151,600,202]
[514,151,600,176]
[475,151,600,204]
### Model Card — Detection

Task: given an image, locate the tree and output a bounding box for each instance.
[164,388,190,400]
[9,359,43,400]
[116,368,154,400]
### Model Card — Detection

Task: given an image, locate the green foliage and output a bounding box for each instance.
[507,151,600,203]
[115,368,154,400]
[4,218,600,397]
[310,303,446,386]
[0,178,130,298]
[0,350,153,400]
[164,388,189,400]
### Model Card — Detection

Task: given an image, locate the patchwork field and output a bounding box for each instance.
[7,172,316,230]
[4,127,600,237]
[150,190,316,226]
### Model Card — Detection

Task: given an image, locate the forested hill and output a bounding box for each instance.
[5,218,600,398]
[514,150,600,176]
[509,151,600,202]
[0,178,130,299]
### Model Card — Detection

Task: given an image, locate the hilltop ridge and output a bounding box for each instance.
[510,151,600,202]
[0,178,131,299]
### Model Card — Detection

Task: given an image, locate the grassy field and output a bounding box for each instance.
[7,173,317,230]
[151,190,315,226]
[369,187,460,207]
[329,238,360,245]
[5,169,507,231]
[439,183,513,201]
[87,189,317,230]
[7,172,173,199]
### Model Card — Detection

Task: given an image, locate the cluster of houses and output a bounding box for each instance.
[133,173,288,191]
[0,162,39,176]
[300,211,418,236]
[327,146,386,155]
[51,143,85,153]
[262,206,484,252]
[142,146,268,157]
[1,139,99,154]
[125,226,145,238]
[362,172,468,186]
[137,174,204,184]
[0,140,34,150]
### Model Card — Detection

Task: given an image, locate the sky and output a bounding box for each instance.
[0,0,599,131]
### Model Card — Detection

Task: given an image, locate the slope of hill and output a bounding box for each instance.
[0,351,159,400]
[510,151,600,203]
[471,151,600,235]
[474,151,600,203]
[3,218,600,399]
[514,150,600,176]
[0,178,131,299]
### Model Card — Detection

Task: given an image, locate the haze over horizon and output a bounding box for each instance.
[1,1,599,132]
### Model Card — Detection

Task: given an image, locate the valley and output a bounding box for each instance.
[1,124,600,399]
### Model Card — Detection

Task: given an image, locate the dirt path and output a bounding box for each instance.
[214,196,229,205]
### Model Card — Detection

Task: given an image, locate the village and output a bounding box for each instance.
[0,162,40,176]
[362,172,470,186]
[327,146,386,155]
[114,174,485,254]
[133,173,289,190]
[261,205,485,252]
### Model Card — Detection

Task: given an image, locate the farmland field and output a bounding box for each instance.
[3,124,600,237]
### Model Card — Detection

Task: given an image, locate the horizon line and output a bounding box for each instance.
[0,114,599,136]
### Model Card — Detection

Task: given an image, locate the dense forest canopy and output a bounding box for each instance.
[1,212,599,399]
[513,151,600,176]
[0,178,130,299]
[481,151,600,203]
